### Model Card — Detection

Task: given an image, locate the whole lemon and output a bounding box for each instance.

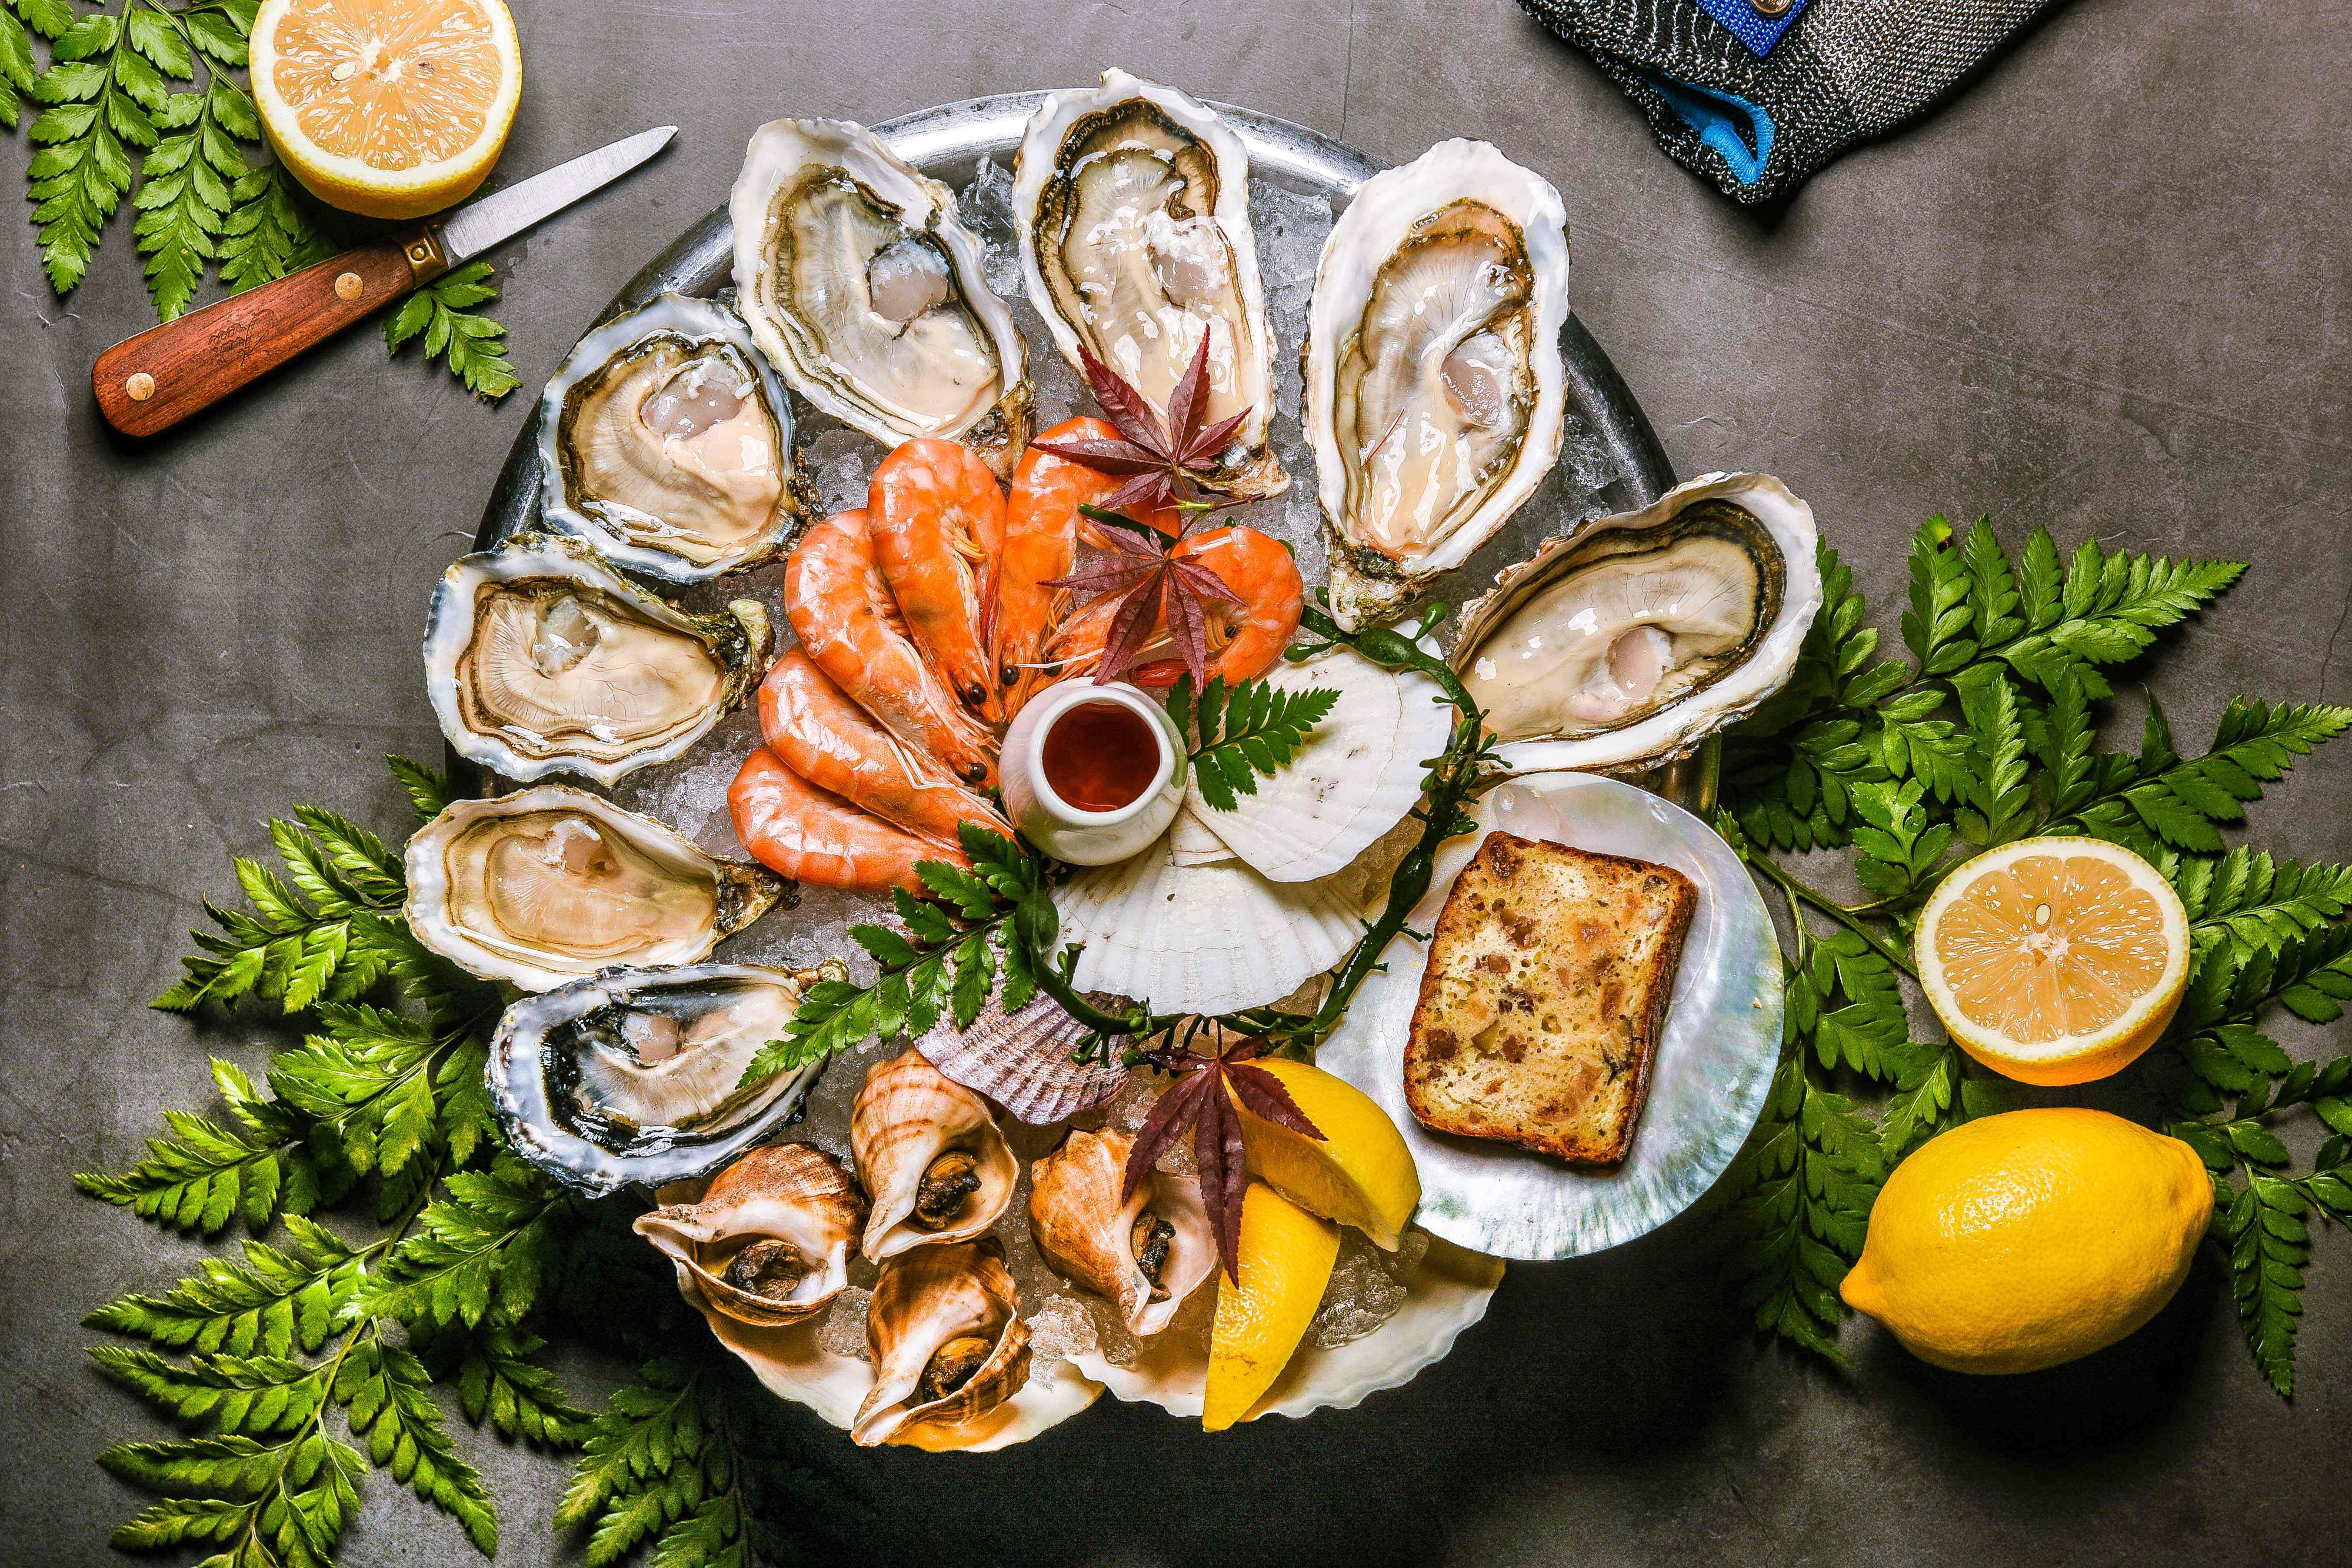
[1840,1108,2212,1374]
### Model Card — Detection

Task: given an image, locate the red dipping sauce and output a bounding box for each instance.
[1041,699,1163,813]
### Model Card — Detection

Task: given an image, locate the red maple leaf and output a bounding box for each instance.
[1122,1037,1323,1282]
[1028,330,1249,513]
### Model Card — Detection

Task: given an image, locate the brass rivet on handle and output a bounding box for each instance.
[125,371,156,402]
[1753,0,1792,13]
[335,270,364,302]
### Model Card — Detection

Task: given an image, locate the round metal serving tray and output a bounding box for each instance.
[462,91,1749,1266]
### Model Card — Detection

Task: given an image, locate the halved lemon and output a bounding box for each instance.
[1915,836,2189,1086]
[251,0,523,220]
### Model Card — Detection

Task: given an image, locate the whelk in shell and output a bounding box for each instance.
[1029,1129,1216,1336]
[850,1048,1018,1259]
[634,1143,867,1326]
[854,1237,1032,1445]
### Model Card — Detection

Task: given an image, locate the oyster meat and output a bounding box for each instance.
[1304,139,1570,629]
[537,293,806,582]
[850,1049,1018,1259]
[732,118,1030,475]
[424,533,770,786]
[1013,69,1283,498]
[854,1238,1032,1445]
[635,1143,866,1324]
[406,787,784,992]
[489,961,834,1193]
[1028,1129,1215,1336]
[1453,473,1822,775]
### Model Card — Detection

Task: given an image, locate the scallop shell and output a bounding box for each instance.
[850,1049,1018,1258]
[1070,1228,1503,1422]
[916,994,1129,1125]
[1028,1129,1216,1336]
[1049,819,1371,1014]
[633,1144,866,1326]
[1316,771,1785,1260]
[1189,648,1455,882]
[1449,472,1822,777]
[853,1238,1031,1445]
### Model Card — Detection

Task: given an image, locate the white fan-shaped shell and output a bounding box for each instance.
[1070,1229,1502,1421]
[1451,472,1822,777]
[1190,649,1454,882]
[661,1264,1102,1451]
[1050,819,1371,1013]
[1306,138,1570,629]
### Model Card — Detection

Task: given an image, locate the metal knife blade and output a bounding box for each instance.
[437,125,677,263]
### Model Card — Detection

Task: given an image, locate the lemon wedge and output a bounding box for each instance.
[1203,1183,1338,1431]
[251,0,522,220]
[1915,835,2189,1085]
[1234,1056,1420,1248]
[1841,1108,2212,1373]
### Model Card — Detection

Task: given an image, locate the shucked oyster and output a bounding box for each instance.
[405,786,784,992]
[424,533,770,786]
[1452,472,1822,775]
[536,293,806,582]
[490,961,836,1193]
[1305,139,1570,629]
[731,118,1031,476]
[1013,69,1283,498]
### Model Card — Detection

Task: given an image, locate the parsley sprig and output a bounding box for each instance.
[1718,514,2352,1392]
[1167,671,1340,813]
[9,0,511,398]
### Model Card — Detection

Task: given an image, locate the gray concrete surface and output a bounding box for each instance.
[5,0,2349,1564]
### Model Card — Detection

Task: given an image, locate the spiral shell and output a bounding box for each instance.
[853,1238,1031,1445]
[634,1144,866,1326]
[850,1049,1017,1258]
[1028,1129,1216,1336]
[916,995,1129,1125]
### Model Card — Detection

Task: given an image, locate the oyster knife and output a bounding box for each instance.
[91,127,677,439]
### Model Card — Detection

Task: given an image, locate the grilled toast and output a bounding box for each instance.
[1403,833,1697,1165]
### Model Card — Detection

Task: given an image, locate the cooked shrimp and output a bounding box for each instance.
[757,651,1012,852]
[783,508,998,788]
[867,438,1005,722]
[730,746,956,894]
[995,417,1183,719]
[1045,525,1304,689]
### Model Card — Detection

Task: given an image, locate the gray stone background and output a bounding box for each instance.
[4,0,2348,1563]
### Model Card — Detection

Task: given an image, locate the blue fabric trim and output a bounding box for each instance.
[1692,0,1809,57]
[1642,73,1776,187]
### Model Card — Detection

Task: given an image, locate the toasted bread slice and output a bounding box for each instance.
[1403,833,1696,1165]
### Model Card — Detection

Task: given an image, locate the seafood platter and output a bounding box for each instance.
[414,75,1812,1450]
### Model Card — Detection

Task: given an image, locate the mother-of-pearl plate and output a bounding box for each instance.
[1317,772,1784,1261]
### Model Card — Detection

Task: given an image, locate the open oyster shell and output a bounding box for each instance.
[1451,472,1822,776]
[536,293,807,582]
[424,533,771,786]
[1013,69,1283,498]
[406,788,784,992]
[488,960,833,1194]
[633,1143,865,1324]
[1305,139,1570,630]
[731,118,1031,476]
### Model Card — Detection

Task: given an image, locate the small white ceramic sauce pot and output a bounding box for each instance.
[998,681,1186,866]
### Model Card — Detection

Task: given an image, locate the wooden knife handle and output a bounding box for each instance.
[92,235,437,437]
